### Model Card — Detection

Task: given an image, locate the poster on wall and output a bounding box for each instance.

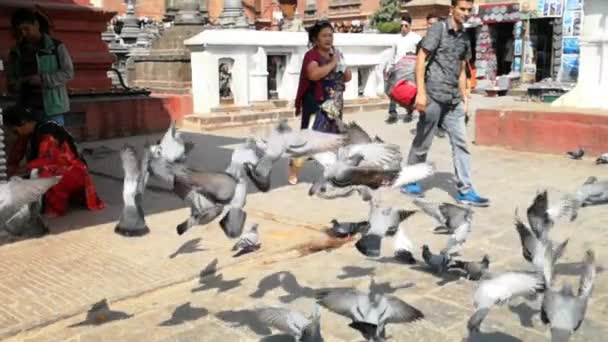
[537,0,565,18]
[564,10,582,36]
[563,37,580,54]
[514,39,522,56]
[513,57,522,72]
[561,54,579,82]
[566,0,582,10]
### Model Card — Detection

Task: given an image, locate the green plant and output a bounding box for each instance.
[371,0,401,26]
[377,21,401,34]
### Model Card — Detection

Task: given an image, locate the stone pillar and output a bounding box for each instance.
[552,0,608,109]
[249,47,269,102]
[219,0,250,28]
[120,0,141,45]
[174,0,207,25]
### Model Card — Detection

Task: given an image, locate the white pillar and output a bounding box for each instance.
[552,0,608,109]
[231,53,250,106]
[249,47,269,102]
[191,50,218,114]
[344,67,359,100]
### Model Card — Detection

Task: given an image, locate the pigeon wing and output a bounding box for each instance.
[474,272,544,309]
[412,199,447,226]
[385,295,424,323]
[285,130,347,157]
[159,121,186,162]
[345,143,402,169]
[256,307,310,337]
[316,288,366,321]
[4,177,60,212]
[578,249,596,298]
[514,215,537,262]
[390,163,435,188]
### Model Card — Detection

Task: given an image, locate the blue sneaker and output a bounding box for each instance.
[400,183,424,197]
[457,189,490,207]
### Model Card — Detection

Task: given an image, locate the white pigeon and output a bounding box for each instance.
[115,145,150,237]
[151,121,193,163]
[393,226,416,264]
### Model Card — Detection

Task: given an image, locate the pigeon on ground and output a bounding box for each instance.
[467,271,545,334]
[566,147,584,160]
[421,245,451,274]
[448,255,490,281]
[244,120,347,192]
[1,174,60,237]
[316,278,423,341]
[151,121,194,163]
[115,145,151,237]
[356,198,416,258]
[567,176,608,220]
[514,212,569,271]
[541,247,596,342]
[393,227,416,264]
[256,304,323,342]
[328,219,369,238]
[232,223,261,256]
[595,153,608,165]
[412,199,473,233]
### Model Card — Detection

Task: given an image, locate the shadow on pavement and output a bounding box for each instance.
[191,258,245,294]
[158,302,208,327]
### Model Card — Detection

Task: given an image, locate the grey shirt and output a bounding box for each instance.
[421,19,471,105]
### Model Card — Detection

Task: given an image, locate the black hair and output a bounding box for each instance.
[452,0,474,6]
[426,12,439,21]
[2,105,42,127]
[307,20,334,46]
[401,14,412,25]
[10,8,50,34]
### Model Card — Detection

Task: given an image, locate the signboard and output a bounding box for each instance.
[537,0,565,18]
[560,0,583,82]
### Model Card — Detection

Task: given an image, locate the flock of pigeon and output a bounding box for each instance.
[1,118,606,341]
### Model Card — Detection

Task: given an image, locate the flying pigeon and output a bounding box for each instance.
[467,271,545,334]
[225,137,261,179]
[541,248,596,342]
[595,153,608,165]
[514,211,569,271]
[151,121,194,163]
[448,255,490,281]
[148,155,247,238]
[316,278,423,341]
[1,174,60,237]
[412,199,473,233]
[115,145,151,237]
[256,304,323,342]
[525,190,576,234]
[232,223,261,256]
[244,119,347,192]
[393,226,416,264]
[440,213,473,256]
[566,147,584,160]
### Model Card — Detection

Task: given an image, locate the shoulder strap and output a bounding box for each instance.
[425,20,445,76]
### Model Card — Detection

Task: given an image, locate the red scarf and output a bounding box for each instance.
[294,48,325,116]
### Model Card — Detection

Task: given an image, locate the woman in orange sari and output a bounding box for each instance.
[4,105,104,217]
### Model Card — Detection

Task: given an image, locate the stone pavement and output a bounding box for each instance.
[1,95,607,341]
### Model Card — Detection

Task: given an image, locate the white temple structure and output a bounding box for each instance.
[184,30,399,114]
[553,0,608,109]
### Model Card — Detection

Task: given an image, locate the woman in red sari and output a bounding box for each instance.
[4,105,104,217]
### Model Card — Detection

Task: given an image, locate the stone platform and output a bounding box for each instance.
[475,104,608,155]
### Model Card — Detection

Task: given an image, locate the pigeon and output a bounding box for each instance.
[2,169,55,237]
[69,299,132,327]
[467,271,545,333]
[224,138,262,178]
[114,145,151,237]
[328,219,370,238]
[448,255,490,281]
[541,248,596,342]
[232,223,261,256]
[312,142,403,175]
[338,121,374,145]
[566,147,584,160]
[567,176,608,219]
[421,245,451,274]
[1,174,60,237]
[244,120,347,192]
[595,153,608,165]
[169,238,205,259]
[393,226,416,264]
[151,121,194,163]
[316,279,423,341]
[525,190,576,234]
[514,212,569,271]
[412,199,473,233]
[148,155,247,238]
[159,302,209,326]
[256,304,323,342]
[440,213,473,256]
[355,199,416,258]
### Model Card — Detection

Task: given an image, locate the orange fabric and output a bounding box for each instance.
[26,134,105,216]
[467,60,477,89]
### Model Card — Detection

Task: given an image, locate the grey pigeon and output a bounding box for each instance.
[356,199,416,258]
[595,153,608,165]
[337,120,373,145]
[244,120,347,192]
[448,255,490,281]
[421,245,451,274]
[541,248,596,342]
[151,121,194,163]
[316,279,423,341]
[568,176,608,220]
[440,214,473,256]
[328,219,370,238]
[256,304,323,342]
[148,155,246,238]
[514,212,569,271]
[225,138,261,179]
[232,223,261,256]
[393,227,416,264]
[115,145,151,237]
[526,190,576,234]
[467,271,545,333]
[412,199,473,233]
[1,174,60,237]
[566,147,584,160]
